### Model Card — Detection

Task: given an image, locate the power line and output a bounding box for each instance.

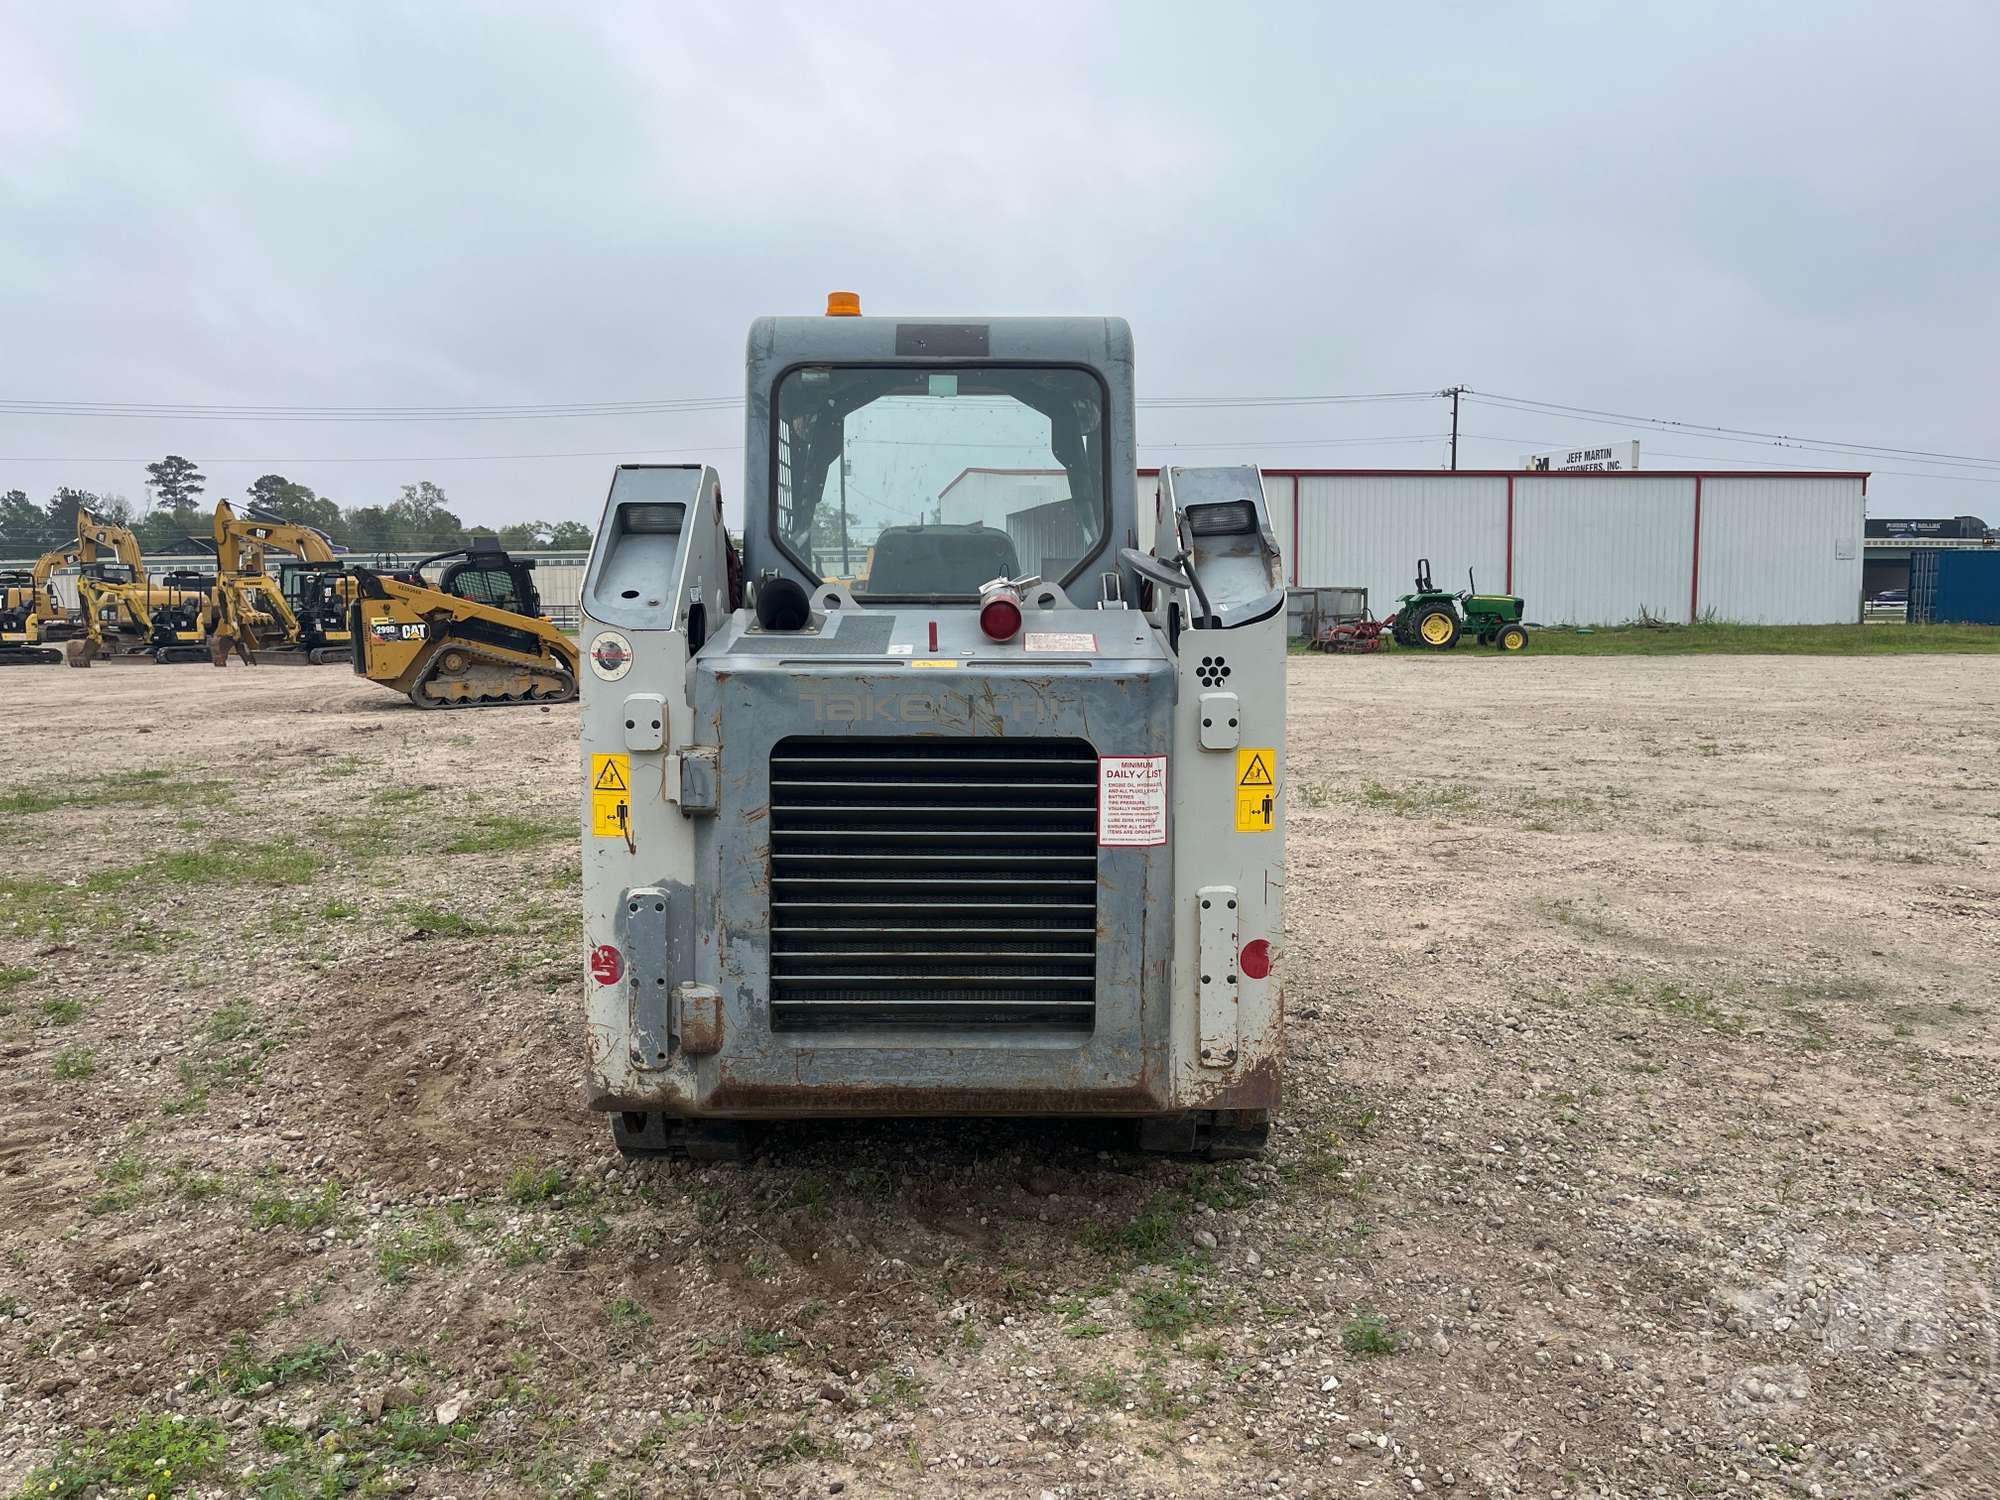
[1459,431,2000,485]
[1140,433,1444,452]
[0,444,728,465]
[0,390,1435,422]
[0,397,743,423]
[1467,391,2000,471]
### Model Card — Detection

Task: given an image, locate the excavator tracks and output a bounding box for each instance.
[0,645,63,666]
[410,639,578,709]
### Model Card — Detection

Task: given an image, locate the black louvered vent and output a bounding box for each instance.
[768,736,1099,1030]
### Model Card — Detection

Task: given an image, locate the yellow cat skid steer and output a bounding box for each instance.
[347,543,579,709]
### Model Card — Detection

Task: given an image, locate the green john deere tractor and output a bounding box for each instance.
[1391,558,1529,652]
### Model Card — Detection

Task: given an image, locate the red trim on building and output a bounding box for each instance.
[1689,476,1703,624]
[1504,475,1515,593]
[1289,474,1300,587]
[1139,467,1870,481]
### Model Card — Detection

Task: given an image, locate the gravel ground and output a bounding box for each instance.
[0,653,1994,1498]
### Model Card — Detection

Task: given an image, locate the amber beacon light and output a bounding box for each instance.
[825,291,861,317]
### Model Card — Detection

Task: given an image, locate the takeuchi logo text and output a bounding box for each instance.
[797,685,1048,725]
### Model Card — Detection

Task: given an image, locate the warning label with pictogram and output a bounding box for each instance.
[590,753,631,838]
[1235,747,1276,832]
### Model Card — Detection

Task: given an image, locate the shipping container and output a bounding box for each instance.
[1910,549,2000,625]
[1285,586,1368,639]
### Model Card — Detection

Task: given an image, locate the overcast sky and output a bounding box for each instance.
[4,1,1997,532]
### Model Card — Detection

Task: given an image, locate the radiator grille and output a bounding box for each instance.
[768,736,1099,1030]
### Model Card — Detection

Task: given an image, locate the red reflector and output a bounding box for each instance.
[589,943,624,986]
[1238,938,1271,980]
[979,596,1022,641]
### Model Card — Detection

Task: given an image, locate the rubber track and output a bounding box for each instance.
[408,638,578,710]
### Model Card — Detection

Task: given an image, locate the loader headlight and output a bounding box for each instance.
[1185,500,1257,536]
[621,503,685,535]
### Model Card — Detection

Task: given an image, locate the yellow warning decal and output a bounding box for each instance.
[908,659,959,669]
[590,752,631,839]
[1235,747,1275,833]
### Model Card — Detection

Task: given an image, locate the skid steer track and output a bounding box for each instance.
[409,638,578,709]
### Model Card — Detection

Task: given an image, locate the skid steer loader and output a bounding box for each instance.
[579,299,1287,1161]
[346,541,579,708]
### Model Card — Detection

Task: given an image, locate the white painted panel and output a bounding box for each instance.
[1699,477,1864,624]
[1294,474,1509,619]
[1514,476,1695,625]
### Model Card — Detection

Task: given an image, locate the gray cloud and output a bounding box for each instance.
[3,0,1995,531]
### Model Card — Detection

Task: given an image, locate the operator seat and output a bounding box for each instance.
[863,524,1020,596]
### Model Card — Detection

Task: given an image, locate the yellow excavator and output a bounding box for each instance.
[7,511,205,666]
[347,541,578,708]
[196,500,353,664]
[0,563,63,666]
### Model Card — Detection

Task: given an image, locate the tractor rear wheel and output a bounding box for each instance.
[1412,603,1461,650]
[1497,623,1529,652]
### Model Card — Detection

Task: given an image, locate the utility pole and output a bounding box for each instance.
[1439,385,1468,470]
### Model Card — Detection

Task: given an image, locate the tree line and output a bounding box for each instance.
[0,455,593,559]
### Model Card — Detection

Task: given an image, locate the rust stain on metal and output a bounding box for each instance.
[1190,1052,1281,1112]
[678,988,724,1055]
[704,1073,1165,1118]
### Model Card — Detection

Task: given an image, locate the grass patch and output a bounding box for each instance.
[208,1336,344,1396]
[378,1215,463,1282]
[249,1182,341,1231]
[160,1050,261,1117]
[40,997,84,1025]
[166,1164,224,1201]
[740,1326,792,1357]
[86,1154,148,1215]
[0,769,231,820]
[1083,1165,1262,1263]
[16,1412,226,1497]
[399,902,499,938]
[606,1295,653,1332]
[51,1046,95,1080]
[85,840,320,893]
[504,1165,568,1204]
[318,899,359,922]
[443,815,568,855]
[1132,1274,1215,1340]
[0,964,32,989]
[1510,622,2000,656]
[501,1234,552,1268]
[1341,1312,1405,1356]
[1356,780,1480,820]
[1081,1370,1125,1406]
[204,999,258,1042]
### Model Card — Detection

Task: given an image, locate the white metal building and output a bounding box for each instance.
[1141,468,1868,626]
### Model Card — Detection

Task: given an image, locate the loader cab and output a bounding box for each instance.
[744,314,1135,608]
[437,547,542,619]
[279,564,351,648]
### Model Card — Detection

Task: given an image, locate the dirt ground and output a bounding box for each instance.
[0,653,1994,1499]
